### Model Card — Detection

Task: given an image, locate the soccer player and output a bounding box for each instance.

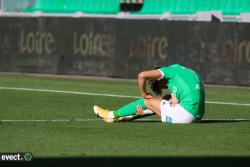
[93,64,205,123]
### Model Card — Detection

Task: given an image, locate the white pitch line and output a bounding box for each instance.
[0,118,250,123]
[205,101,250,106]
[0,86,140,99]
[0,119,100,122]
[0,86,250,106]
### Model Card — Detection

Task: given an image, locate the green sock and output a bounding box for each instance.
[113,98,147,118]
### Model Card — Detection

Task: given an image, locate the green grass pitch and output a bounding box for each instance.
[0,73,250,158]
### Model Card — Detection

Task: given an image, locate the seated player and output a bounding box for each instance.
[93,64,205,124]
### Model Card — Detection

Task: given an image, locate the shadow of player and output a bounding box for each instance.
[120,116,250,124]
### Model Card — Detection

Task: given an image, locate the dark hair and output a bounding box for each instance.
[149,66,163,95]
[150,79,162,95]
[154,65,162,70]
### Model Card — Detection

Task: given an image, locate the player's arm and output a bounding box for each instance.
[138,70,162,99]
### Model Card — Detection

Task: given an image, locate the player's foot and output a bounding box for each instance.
[93,106,99,117]
[93,105,114,123]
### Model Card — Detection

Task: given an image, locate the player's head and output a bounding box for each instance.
[149,79,167,95]
[149,65,168,95]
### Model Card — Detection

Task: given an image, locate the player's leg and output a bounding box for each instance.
[138,98,198,123]
[143,98,162,116]
[93,98,149,122]
[117,109,155,122]
[112,98,148,118]
[117,95,171,122]
[118,98,162,122]
[160,100,198,123]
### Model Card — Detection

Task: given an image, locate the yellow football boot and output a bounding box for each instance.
[93,105,114,123]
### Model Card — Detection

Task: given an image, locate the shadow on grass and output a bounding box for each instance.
[118,117,250,124]
[200,119,250,124]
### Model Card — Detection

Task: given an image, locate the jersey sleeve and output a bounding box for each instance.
[158,66,176,79]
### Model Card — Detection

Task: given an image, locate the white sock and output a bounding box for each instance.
[143,109,154,115]
[108,111,115,119]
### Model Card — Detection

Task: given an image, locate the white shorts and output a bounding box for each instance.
[160,100,198,123]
